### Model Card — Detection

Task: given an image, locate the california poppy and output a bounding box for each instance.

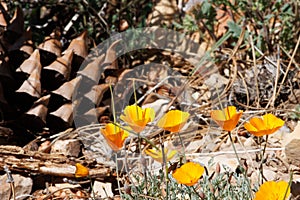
[75,163,89,178]
[120,104,155,133]
[210,106,243,131]
[254,180,290,200]
[100,123,129,151]
[244,113,285,137]
[172,162,204,186]
[157,110,190,132]
[145,147,177,163]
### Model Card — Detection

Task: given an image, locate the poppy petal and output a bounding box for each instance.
[254,181,290,200]
[172,162,204,186]
[210,106,243,131]
[244,113,284,137]
[157,110,190,132]
[75,163,89,178]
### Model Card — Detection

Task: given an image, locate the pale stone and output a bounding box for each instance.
[0,174,33,200]
[50,139,81,157]
[93,181,114,198]
[284,122,300,165]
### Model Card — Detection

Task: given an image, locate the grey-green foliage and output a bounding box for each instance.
[176,0,299,53]
[121,163,253,199]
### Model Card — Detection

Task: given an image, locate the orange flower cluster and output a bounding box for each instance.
[99,105,190,152]
[95,103,286,190]
[210,106,285,136]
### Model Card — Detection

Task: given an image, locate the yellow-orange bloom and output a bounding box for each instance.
[145,147,177,163]
[120,105,155,133]
[254,181,290,200]
[75,163,89,178]
[210,106,243,131]
[244,113,284,137]
[100,123,129,151]
[157,110,190,132]
[172,162,204,186]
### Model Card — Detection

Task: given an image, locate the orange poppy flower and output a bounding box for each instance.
[244,113,285,137]
[157,110,190,132]
[254,181,290,200]
[172,162,204,186]
[210,106,243,131]
[75,163,89,178]
[145,147,177,163]
[100,123,129,151]
[120,105,155,133]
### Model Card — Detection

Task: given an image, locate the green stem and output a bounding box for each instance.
[89,176,95,199]
[133,79,138,105]
[178,132,186,163]
[191,186,204,200]
[112,122,159,150]
[283,171,293,200]
[259,135,268,184]
[228,131,252,199]
[115,153,123,200]
[109,84,116,124]
[161,131,169,200]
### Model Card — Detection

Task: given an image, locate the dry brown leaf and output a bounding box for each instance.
[147,0,178,25]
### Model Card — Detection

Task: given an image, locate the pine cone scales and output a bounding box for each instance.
[0,6,119,142]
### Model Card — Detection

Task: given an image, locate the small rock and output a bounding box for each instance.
[50,139,81,157]
[263,169,277,181]
[0,174,33,200]
[241,137,256,147]
[283,122,300,165]
[93,181,114,198]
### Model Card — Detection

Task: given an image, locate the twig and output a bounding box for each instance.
[247,24,260,107]
[4,165,15,200]
[266,45,281,108]
[254,46,284,72]
[118,147,285,160]
[276,33,300,98]
[237,71,250,107]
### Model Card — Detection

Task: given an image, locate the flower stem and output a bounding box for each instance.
[115,153,123,200]
[259,135,268,184]
[109,84,116,124]
[191,186,204,200]
[161,131,169,199]
[178,132,186,163]
[228,131,252,199]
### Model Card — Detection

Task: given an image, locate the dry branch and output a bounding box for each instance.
[0,145,110,179]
